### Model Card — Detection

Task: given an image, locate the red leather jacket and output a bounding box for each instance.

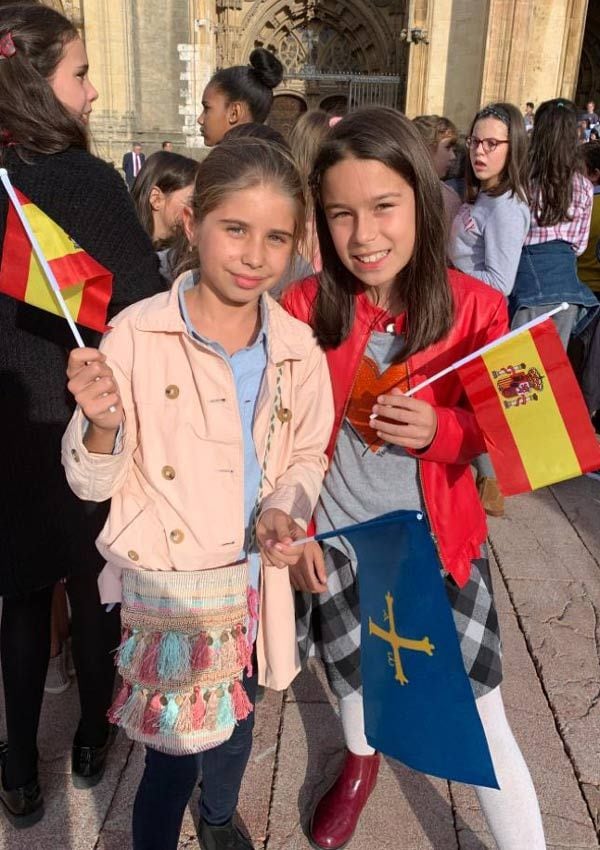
[283,270,509,587]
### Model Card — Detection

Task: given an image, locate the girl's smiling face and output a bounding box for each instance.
[48,37,98,124]
[322,156,416,306]
[183,182,297,306]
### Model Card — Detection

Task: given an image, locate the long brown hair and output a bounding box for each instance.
[464,103,528,204]
[131,150,198,242]
[0,4,88,160]
[310,106,453,359]
[528,98,580,226]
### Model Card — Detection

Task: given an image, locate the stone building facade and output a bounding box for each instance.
[48,0,596,164]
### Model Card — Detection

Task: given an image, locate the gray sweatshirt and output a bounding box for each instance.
[449,190,530,296]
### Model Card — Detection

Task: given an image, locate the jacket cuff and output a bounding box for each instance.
[259,485,311,531]
[61,409,128,502]
[406,406,486,465]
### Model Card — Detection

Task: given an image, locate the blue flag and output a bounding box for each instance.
[316,510,499,789]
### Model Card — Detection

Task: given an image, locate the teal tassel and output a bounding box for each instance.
[216,688,234,729]
[159,695,180,733]
[158,631,191,680]
[118,631,138,670]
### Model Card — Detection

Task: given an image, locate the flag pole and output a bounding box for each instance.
[404,302,569,398]
[0,168,84,348]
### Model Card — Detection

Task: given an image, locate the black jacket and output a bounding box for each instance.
[0,146,164,596]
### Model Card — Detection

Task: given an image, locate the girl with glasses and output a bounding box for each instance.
[449,102,530,518]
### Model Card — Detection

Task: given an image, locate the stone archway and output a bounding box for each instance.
[268,93,307,138]
[216,0,408,111]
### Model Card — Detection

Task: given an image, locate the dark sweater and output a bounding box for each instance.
[0,147,164,596]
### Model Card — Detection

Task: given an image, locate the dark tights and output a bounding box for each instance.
[1,572,120,788]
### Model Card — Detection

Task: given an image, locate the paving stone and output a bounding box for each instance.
[267,701,456,850]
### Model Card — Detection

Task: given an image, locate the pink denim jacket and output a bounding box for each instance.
[62,275,334,689]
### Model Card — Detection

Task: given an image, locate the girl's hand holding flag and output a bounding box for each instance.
[66,347,123,449]
[256,508,307,569]
[370,388,438,450]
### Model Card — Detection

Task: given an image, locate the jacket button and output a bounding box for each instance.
[165,385,179,399]
[71,448,80,462]
[127,550,139,562]
[169,529,184,544]
[277,407,292,423]
[162,465,176,480]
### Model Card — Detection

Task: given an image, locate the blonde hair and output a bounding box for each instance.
[289,109,330,263]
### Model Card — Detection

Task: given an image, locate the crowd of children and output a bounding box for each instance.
[1,4,600,850]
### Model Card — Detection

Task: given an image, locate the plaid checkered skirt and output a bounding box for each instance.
[296,542,502,700]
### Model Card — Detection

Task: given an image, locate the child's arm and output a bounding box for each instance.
[257,343,334,559]
[62,320,137,502]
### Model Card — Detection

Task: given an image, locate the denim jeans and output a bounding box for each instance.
[132,667,258,850]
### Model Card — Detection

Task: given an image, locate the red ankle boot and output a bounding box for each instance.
[309,750,380,850]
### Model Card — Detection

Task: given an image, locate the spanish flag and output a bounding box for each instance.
[0,188,112,332]
[458,318,600,495]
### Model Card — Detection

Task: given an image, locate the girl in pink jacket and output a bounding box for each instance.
[62,138,333,850]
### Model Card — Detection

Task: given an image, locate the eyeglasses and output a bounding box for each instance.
[465,136,509,154]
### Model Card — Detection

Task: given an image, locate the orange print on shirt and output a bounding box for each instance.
[346,356,409,451]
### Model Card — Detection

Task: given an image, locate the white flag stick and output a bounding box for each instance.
[404,302,569,398]
[0,168,84,348]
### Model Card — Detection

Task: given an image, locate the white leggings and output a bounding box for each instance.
[339,687,546,850]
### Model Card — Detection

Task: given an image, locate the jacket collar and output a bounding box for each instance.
[135,271,306,363]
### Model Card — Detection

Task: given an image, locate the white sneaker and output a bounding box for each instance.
[44,647,71,694]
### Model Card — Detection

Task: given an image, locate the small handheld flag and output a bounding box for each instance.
[456,317,600,495]
[316,511,499,789]
[0,169,114,347]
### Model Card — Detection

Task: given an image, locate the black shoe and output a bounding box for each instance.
[0,742,44,829]
[71,728,115,789]
[198,818,254,850]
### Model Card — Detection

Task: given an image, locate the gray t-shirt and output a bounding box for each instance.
[316,330,423,556]
[449,190,530,296]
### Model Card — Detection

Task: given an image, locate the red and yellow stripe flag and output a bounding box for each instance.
[458,319,600,495]
[0,189,112,332]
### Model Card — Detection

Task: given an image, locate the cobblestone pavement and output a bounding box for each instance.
[1,477,599,849]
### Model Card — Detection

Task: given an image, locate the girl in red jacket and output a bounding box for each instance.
[283,107,546,850]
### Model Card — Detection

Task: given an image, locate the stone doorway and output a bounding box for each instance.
[268,94,307,138]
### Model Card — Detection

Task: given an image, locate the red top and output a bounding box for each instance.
[283,269,509,587]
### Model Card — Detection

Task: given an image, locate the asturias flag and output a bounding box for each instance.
[316,511,499,789]
[457,318,600,496]
[0,189,112,332]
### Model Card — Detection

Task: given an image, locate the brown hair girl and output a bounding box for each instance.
[465,102,528,204]
[310,106,453,359]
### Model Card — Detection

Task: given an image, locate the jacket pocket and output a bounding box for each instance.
[100,491,172,570]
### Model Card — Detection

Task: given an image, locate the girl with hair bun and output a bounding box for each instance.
[198,48,284,147]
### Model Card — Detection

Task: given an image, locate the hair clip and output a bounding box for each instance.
[0,32,16,60]
[328,116,343,128]
[478,105,510,126]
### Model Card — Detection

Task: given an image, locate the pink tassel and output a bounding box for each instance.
[231,679,253,722]
[234,624,251,671]
[119,687,147,731]
[142,692,163,735]
[191,687,206,730]
[174,694,193,734]
[107,680,132,724]
[139,633,161,684]
[191,632,212,672]
[204,689,218,731]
